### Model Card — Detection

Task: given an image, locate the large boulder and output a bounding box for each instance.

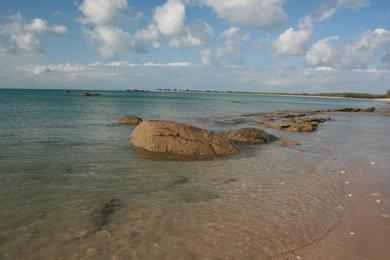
[227,128,274,144]
[130,120,239,157]
[119,115,143,125]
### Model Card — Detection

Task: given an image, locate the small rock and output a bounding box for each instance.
[348,194,352,197]
[350,232,355,235]
[340,170,346,174]
[370,161,376,165]
[382,214,388,218]
[371,192,381,197]
[344,181,350,185]
[276,139,299,146]
[118,115,143,125]
[375,199,383,204]
[86,248,97,257]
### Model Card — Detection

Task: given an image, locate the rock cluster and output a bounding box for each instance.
[323,107,375,112]
[258,112,331,133]
[118,115,143,125]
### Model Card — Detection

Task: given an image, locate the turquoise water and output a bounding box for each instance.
[0,89,388,259]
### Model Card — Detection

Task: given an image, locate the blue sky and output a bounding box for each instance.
[0,0,389,92]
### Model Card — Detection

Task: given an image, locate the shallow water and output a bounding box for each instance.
[0,89,388,259]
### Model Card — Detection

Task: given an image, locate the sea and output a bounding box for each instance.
[0,89,389,259]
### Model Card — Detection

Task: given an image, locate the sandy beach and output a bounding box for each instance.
[278,158,390,259]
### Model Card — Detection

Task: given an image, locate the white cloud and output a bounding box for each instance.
[17,61,192,75]
[79,0,146,59]
[24,18,68,35]
[79,0,129,25]
[84,26,147,60]
[169,21,214,48]
[306,28,390,69]
[136,24,160,48]
[200,27,248,65]
[199,0,287,30]
[5,61,390,93]
[274,16,313,56]
[200,49,220,65]
[319,0,369,21]
[0,14,68,54]
[306,36,339,67]
[153,0,185,37]
[138,1,213,49]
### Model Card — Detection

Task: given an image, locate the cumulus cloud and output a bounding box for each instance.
[24,18,68,35]
[306,28,390,69]
[306,36,339,67]
[84,26,147,60]
[79,0,130,25]
[79,0,146,59]
[274,16,313,56]
[154,0,185,37]
[200,27,249,65]
[199,0,287,30]
[0,14,68,54]
[319,0,369,21]
[169,21,214,48]
[137,0,213,49]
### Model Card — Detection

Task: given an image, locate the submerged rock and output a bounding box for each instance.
[276,139,299,146]
[227,128,275,144]
[258,116,330,133]
[130,120,239,157]
[324,107,375,112]
[118,115,143,125]
[100,198,121,227]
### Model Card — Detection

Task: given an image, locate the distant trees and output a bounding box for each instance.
[387,89,390,97]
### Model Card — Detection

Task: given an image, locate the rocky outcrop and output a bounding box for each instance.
[130,120,239,157]
[227,128,275,144]
[81,92,102,97]
[258,116,331,133]
[324,107,375,112]
[118,115,143,125]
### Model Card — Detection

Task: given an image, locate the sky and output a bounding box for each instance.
[0,0,389,93]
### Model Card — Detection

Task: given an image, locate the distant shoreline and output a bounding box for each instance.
[152,89,388,99]
[1,88,388,100]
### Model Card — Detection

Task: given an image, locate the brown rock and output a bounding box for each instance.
[119,115,143,125]
[325,107,375,112]
[258,116,326,133]
[227,128,275,144]
[286,121,318,132]
[362,107,375,112]
[130,120,239,157]
[276,139,299,146]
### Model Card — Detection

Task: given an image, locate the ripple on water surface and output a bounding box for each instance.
[0,145,349,259]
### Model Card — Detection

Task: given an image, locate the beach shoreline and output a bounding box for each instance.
[277,156,390,260]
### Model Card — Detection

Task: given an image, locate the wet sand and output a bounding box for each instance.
[278,154,390,259]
